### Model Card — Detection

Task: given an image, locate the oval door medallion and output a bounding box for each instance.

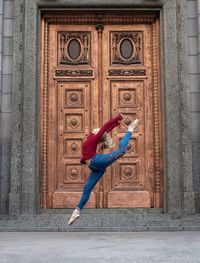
[68,39,81,59]
[120,38,133,59]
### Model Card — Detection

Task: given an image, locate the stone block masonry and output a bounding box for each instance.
[0,0,14,215]
[188,0,200,212]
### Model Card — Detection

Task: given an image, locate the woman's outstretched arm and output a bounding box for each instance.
[94,114,123,142]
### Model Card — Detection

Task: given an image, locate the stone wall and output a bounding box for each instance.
[0,0,13,214]
[187,0,200,212]
[0,0,199,215]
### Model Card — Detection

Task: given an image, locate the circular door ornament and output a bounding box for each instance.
[122,92,132,103]
[69,92,80,105]
[124,167,134,178]
[69,167,80,180]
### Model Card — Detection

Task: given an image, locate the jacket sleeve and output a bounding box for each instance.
[94,114,123,142]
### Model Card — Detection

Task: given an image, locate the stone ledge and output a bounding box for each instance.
[0,214,200,232]
[1,225,200,232]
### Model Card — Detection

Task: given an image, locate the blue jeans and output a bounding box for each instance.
[77,131,132,209]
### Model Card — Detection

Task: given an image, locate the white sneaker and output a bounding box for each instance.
[68,208,80,225]
[127,119,140,133]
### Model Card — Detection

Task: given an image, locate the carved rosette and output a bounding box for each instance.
[59,32,91,65]
[64,90,84,108]
[119,89,136,106]
[64,164,84,182]
[69,167,79,180]
[111,31,143,65]
[120,164,138,181]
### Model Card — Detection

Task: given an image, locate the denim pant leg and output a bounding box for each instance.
[77,167,105,210]
[93,131,132,169]
[119,131,132,149]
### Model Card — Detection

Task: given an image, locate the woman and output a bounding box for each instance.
[68,114,140,225]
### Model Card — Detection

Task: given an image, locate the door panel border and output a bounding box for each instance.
[40,12,163,209]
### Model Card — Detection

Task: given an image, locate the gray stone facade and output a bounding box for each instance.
[189,0,200,211]
[0,0,200,230]
[0,0,13,215]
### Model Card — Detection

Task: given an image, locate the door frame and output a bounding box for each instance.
[39,11,163,209]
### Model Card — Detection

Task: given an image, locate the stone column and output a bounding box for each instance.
[162,0,195,215]
[20,0,39,214]
[179,0,195,214]
[9,0,25,216]
[1,0,14,215]
[193,0,200,212]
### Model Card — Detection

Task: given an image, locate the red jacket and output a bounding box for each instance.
[80,114,122,164]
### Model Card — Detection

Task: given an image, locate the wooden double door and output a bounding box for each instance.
[40,12,163,208]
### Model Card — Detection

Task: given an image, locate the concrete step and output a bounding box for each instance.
[18,213,171,222]
[1,210,200,232]
[1,217,200,227]
[0,218,174,227]
[0,224,200,232]
[39,208,164,215]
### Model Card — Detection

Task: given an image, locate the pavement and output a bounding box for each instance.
[0,232,199,263]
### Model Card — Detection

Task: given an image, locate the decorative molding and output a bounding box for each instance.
[119,89,136,106]
[119,113,137,133]
[119,163,138,182]
[96,23,104,32]
[41,18,49,208]
[96,19,104,128]
[64,139,82,158]
[151,21,162,202]
[55,69,93,77]
[108,69,146,76]
[45,15,156,25]
[111,31,143,65]
[64,89,84,108]
[64,164,84,183]
[126,139,137,157]
[59,31,90,65]
[64,114,83,132]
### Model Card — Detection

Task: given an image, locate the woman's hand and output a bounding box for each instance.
[120,113,125,120]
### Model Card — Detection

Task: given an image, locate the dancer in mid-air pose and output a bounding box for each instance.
[68,114,140,225]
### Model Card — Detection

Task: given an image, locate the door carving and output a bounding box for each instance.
[40,12,163,208]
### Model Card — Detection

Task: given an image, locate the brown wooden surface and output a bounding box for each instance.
[40,12,163,208]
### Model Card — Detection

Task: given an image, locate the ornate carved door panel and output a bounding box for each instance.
[102,25,158,208]
[40,23,100,208]
[40,13,163,208]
